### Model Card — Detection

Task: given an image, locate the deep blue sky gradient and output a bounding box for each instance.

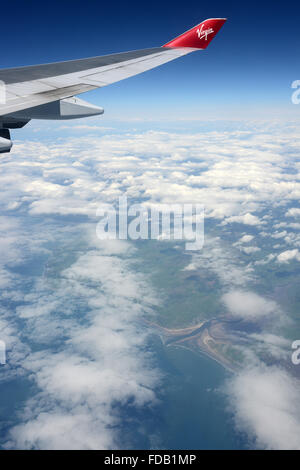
[1,0,299,120]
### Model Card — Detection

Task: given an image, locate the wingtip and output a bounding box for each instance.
[163,18,227,49]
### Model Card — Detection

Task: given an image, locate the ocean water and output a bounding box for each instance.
[0,376,34,449]
[151,338,248,450]
[0,331,248,450]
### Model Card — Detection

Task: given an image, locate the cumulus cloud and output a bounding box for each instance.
[277,249,300,263]
[222,290,279,320]
[222,213,262,226]
[238,235,254,244]
[286,208,300,218]
[272,230,287,239]
[226,366,300,450]
[239,246,261,255]
[9,411,116,450]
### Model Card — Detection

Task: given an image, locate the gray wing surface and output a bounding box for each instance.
[0,47,193,117]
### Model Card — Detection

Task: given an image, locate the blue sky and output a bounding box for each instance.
[1,0,300,120]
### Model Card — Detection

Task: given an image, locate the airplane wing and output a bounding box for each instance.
[0,18,226,152]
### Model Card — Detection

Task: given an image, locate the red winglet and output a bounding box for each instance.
[163,18,227,49]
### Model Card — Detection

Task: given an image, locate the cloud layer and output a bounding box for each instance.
[0,120,300,449]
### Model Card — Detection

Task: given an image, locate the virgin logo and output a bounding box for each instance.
[196,24,214,41]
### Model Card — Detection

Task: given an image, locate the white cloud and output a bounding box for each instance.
[189,236,255,287]
[277,249,300,263]
[286,208,300,218]
[250,333,290,360]
[8,411,115,450]
[223,213,262,226]
[272,230,287,239]
[239,246,261,255]
[5,124,300,229]
[254,253,276,265]
[238,235,254,244]
[222,290,279,320]
[182,263,197,271]
[226,366,300,450]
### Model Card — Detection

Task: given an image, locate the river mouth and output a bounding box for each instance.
[146,316,265,373]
